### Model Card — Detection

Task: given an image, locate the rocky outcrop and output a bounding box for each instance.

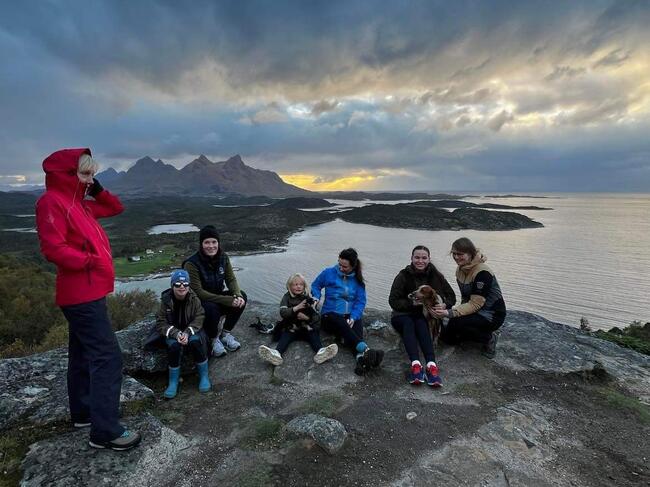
[21,413,193,487]
[0,348,152,431]
[4,306,649,486]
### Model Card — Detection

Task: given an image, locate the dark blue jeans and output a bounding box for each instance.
[201,290,248,339]
[166,332,208,368]
[61,297,124,443]
[321,313,364,356]
[440,314,500,345]
[391,313,435,363]
[276,328,322,354]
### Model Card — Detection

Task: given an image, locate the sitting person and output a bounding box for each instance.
[258,273,338,366]
[311,248,384,375]
[432,237,507,358]
[183,225,247,357]
[156,269,211,398]
[389,245,456,387]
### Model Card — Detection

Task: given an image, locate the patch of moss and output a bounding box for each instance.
[594,330,650,356]
[598,387,650,425]
[241,418,285,449]
[0,423,69,487]
[237,465,274,487]
[298,393,344,416]
[121,396,154,416]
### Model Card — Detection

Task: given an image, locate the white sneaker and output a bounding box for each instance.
[220,332,241,352]
[258,345,283,366]
[212,337,227,357]
[314,344,338,364]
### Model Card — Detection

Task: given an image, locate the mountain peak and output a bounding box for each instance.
[197,154,212,164]
[225,154,244,167]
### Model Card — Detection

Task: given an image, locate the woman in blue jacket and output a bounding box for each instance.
[311,248,384,375]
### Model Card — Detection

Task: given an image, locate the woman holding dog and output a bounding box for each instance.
[432,237,506,359]
[389,245,456,387]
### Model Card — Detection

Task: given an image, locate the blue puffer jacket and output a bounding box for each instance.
[311,264,366,321]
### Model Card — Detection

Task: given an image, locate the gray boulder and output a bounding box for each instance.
[0,348,153,431]
[286,414,347,454]
[21,413,193,487]
[497,310,650,402]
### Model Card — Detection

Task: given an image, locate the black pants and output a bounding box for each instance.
[201,290,248,338]
[391,313,435,363]
[321,313,364,356]
[166,333,208,368]
[440,314,501,345]
[276,328,322,354]
[61,297,124,443]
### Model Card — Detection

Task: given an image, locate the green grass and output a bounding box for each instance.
[594,331,650,356]
[240,418,285,449]
[298,392,344,416]
[0,423,69,487]
[599,388,650,425]
[113,246,182,277]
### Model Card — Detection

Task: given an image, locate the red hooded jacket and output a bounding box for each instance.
[36,148,124,306]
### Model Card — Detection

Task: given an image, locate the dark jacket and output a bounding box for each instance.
[155,288,205,338]
[183,250,242,307]
[35,148,124,306]
[278,291,320,333]
[388,263,456,317]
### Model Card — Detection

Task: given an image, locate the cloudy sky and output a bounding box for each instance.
[1,0,649,192]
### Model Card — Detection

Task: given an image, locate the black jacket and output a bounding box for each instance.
[388,263,456,316]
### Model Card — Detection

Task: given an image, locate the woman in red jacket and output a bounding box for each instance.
[36,148,140,451]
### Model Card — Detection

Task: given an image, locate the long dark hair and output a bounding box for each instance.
[411,245,430,257]
[451,237,477,259]
[339,247,364,285]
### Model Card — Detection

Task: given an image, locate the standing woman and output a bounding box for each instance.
[183,225,247,357]
[36,148,141,451]
[311,248,384,375]
[389,245,456,387]
[433,237,506,358]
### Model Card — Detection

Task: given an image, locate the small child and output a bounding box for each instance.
[259,273,338,366]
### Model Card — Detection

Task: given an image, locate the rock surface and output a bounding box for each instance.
[0,348,153,431]
[286,414,347,454]
[20,413,193,487]
[4,306,649,486]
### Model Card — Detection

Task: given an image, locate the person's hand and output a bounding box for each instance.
[293,300,307,313]
[177,332,188,345]
[296,312,309,321]
[431,307,449,319]
[232,296,245,308]
[346,318,355,328]
[87,178,104,198]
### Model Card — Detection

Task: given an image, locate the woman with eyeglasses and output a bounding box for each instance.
[36,148,141,451]
[431,237,507,358]
[155,269,211,398]
[311,248,384,375]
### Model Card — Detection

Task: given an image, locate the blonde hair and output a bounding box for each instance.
[78,153,99,174]
[286,273,308,294]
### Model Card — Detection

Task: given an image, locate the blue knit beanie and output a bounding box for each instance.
[170,269,190,287]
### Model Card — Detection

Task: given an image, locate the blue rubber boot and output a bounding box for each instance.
[197,360,211,393]
[164,366,180,399]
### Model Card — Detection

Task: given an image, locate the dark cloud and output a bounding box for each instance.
[0,0,649,190]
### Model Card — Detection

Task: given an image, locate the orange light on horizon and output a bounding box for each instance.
[280,173,379,191]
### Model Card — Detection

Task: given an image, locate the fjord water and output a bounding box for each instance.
[229,193,650,331]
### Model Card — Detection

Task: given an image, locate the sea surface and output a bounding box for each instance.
[116,193,650,331]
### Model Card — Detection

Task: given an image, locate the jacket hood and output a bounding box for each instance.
[458,250,487,272]
[43,148,92,199]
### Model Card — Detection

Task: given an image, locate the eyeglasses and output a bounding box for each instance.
[451,252,466,257]
[173,282,190,288]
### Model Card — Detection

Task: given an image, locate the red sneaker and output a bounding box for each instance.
[426,364,442,388]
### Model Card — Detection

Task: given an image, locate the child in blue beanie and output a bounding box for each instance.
[155,269,211,398]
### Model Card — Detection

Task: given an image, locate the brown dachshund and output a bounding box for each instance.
[408,284,444,346]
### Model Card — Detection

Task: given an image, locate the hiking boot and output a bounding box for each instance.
[258,345,283,366]
[212,337,227,357]
[408,363,425,385]
[220,332,241,352]
[314,344,338,364]
[89,430,142,451]
[364,348,384,369]
[250,318,276,334]
[426,363,442,388]
[354,355,368,376]
[482,332,499,359]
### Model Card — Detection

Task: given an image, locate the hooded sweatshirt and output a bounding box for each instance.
[35,148,124,306]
